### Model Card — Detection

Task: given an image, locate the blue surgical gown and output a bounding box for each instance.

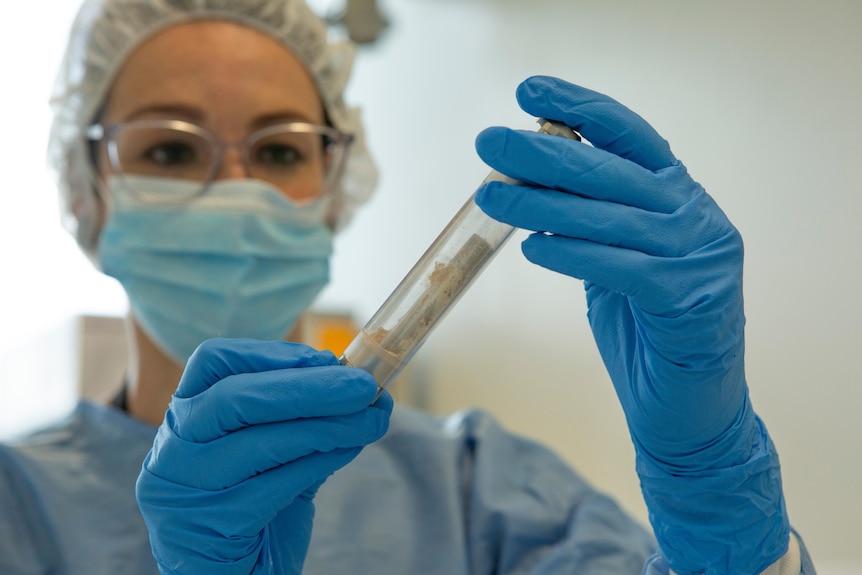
[0,401,815,574]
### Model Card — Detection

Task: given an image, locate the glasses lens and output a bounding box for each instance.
[112,124,215,196]
[247,126,345,201]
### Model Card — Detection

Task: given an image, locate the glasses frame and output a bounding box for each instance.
[87,119,354,203]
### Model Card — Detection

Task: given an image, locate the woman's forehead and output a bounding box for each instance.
[104,20,325,129]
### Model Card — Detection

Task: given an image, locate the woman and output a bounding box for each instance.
[0,1,814,574]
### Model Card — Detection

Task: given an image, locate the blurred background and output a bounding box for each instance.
[1,1,859,572]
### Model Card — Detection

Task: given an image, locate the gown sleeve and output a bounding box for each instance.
[0,446,62,575]
[451,409,816,575]
[449,409,657,574]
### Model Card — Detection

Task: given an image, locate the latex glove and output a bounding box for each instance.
[474,76,789,575]
[135,338,392,575]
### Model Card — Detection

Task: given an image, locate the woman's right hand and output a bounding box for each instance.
[135,338,392,575]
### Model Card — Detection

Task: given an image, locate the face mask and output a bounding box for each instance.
[98,176,334,365]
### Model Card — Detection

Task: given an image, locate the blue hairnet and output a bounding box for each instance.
[48,0,379,264]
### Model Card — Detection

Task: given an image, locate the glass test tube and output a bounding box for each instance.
[339,119,580,391]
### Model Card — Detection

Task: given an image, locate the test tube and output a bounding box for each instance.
[339,119,580,392]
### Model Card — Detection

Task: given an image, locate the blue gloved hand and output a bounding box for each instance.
[135,338,392,575]
[474,76,790,575]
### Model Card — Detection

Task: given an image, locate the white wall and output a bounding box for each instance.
[1,0,858,571]
[0,3,129,435]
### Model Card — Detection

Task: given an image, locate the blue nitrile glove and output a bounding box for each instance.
[135,338,392,575]
[474,76,790,575]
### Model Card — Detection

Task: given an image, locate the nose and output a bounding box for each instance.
[214,145,249,180]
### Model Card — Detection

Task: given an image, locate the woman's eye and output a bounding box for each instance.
[256,144,301,167]
[145,142,195,166]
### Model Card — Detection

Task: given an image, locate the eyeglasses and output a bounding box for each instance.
[87,119,354,203]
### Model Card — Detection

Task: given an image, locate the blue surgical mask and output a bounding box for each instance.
[98,176,333,364]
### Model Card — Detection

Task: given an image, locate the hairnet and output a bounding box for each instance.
[48,0,378,264]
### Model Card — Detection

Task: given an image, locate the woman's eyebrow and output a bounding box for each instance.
[123,104,204,122]
[250,110,319,130]
[117,106,321,129]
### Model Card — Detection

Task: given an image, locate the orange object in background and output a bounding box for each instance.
[302,311,358,356]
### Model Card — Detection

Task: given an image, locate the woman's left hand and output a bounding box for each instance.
[473,75,790,575]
